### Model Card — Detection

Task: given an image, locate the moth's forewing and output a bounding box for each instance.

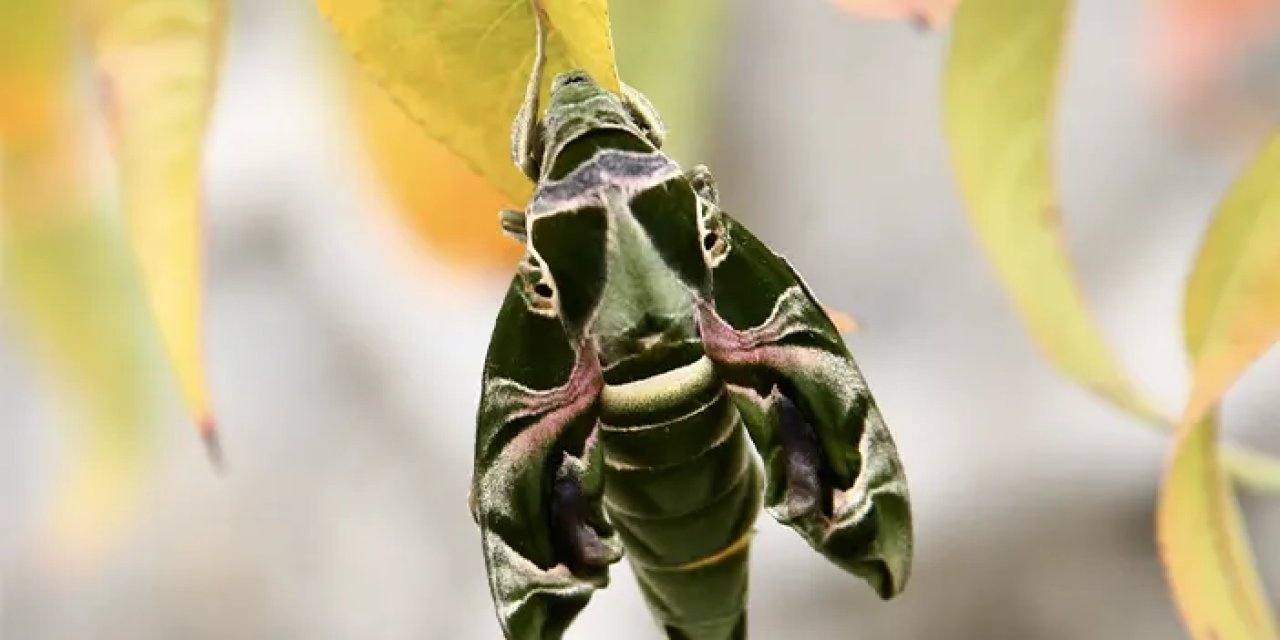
[698,212,913,599]
[472,277,616,639]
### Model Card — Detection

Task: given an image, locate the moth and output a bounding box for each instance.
[470,8,912,639]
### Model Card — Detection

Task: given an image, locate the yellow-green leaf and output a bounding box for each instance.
[944,0,1160,418]
[1159,414,1277,640]
[1183,133,1280,424]
[2,14,157,562]
[82,0,228,458]
[943,0,1280,490]
[3,214,158,568]
[1158,132,1280,640]
[318,0,620,203]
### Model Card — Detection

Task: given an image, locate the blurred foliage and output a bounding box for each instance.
[1,0,221,566]
[80,0,228,453]
[2,0,1278,637]
[928,0,1280,637]
[348,67,523,271]
[1160,133,1280,640]
[319,0,619,204]
[943,0,1165,422]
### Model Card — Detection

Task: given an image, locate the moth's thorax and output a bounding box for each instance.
[591,186,699,371]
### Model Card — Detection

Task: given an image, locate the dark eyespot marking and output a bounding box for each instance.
[702,233,719,251]
[534,282,554,298]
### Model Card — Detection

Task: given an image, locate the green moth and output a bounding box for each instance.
[470,9,912,639]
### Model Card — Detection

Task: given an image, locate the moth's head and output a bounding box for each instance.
[528,71,666,181]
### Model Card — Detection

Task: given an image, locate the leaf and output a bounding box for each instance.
[1183,133,1280,424]
[82,0,228,460]
[2,14,157,562]
[318,0,620,203]
[833,0,956,27]
[0,0,71,139]
[3,215,158,568]
[1158,132,1280,640]
[349,66,523,271]
[610,0,726,164]
[1159,414,1277,640]
[944,0,1162,419]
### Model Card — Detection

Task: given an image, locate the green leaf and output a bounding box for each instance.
[318,0,620,203]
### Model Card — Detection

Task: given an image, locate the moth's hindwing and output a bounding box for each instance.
[471,276,620,640]
[697,210,913,599]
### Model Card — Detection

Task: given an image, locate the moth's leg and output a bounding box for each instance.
[500,208,528,244]
[619,82,666,149]
[511,0,548,180]
[685,164,719,206]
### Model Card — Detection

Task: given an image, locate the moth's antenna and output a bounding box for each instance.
[511,0,549,180]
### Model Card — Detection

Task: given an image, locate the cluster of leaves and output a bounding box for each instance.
[3,0,1276,637]
[941,3,1280,638]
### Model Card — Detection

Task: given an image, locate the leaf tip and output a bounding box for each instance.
[199,416,227,475]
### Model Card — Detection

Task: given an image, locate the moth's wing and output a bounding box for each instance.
[698,213,913,599]
[472,277,620,639]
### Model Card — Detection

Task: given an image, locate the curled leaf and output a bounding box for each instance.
[1182,133,1280,424]
[82,0,228,460]
[943,0,1280,489]
[1158,131,1280,640]
[1159,415,1277,640]
[943,0,1158,418]
[318,0,620,203]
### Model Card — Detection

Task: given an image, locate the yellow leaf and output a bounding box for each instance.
[1183,133,1280,424]
[1158,133,1280,640]
[2,16,157,563]
[833,0,956,27]
[318,0,620,203]
[0,0,71,139]
[1159,414,1277,640]
[82,0,228,459]
[3,215,158,568]
[349,66,523,271]
[943,0,1161,419]
[610,0,726,164]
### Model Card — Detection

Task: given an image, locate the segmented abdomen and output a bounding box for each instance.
[599,354,762,639]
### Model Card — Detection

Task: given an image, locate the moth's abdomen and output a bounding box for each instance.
[599,354,762,638]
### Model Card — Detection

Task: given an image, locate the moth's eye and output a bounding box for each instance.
[518,254,557,315]
[698,204,730,266]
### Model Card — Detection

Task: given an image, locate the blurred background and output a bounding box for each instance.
[3,0,1280,638]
